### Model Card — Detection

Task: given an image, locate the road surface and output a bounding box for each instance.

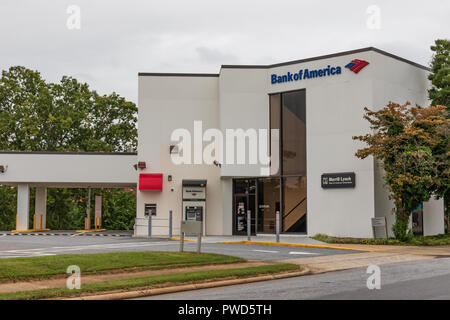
[135,257,450,300]
[0,234,359,260]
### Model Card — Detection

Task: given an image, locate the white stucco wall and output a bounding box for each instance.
[0,152,137,187]
[137,75,223,236]
[371,52,432,237]
[423,198,445,236]
[137,48,443,238]
[219,51,376,238]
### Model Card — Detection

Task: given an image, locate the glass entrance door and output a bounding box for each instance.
[233,179,256,235]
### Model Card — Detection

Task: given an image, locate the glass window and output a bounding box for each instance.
[144,204,157,216]
[282,176,307,232]
[257,178,281,233]
[269,94,281,176]
[234,179,256,194]
[282,90,306,175]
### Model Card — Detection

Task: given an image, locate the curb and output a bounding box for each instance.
[64,268,310,300]
[0,233,129,237]
[218,241,370,252]
[170,237,195,242]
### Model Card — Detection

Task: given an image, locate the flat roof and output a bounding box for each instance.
[138,47,430,77]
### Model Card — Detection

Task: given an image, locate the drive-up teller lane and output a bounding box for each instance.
[0,235,361,259]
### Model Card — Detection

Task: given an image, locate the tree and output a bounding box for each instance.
[353,102,449,240]
[428,39,450,233]
[0,66,137,230]
[428,39,450,111]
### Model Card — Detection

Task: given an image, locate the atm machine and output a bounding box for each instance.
[182,179,207,235]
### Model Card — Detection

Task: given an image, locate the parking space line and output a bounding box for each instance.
[252,249,279,253]
[289,251,318,255]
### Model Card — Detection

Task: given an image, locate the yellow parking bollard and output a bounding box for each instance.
[40,215,43,231]
[33,214,36,230]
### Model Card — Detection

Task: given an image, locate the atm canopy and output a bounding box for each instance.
[0,151,137,188]
[139,173,163,191]
[182,179,207,187]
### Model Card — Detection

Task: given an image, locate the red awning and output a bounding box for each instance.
[139,174,163,191]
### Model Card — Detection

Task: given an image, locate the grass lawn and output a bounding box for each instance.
[0,251,245,282]
[0,264,300,300]
[313,233,450,246]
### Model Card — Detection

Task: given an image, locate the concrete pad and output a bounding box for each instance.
[278,251,436,273]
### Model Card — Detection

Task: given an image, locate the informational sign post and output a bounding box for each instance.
[371,217,388,239]
[179,220,203,253]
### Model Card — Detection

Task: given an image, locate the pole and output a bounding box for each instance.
[86,188,91,230]
[384,217,388,239]
[197,233,202,254]
[169,210,173,239]
[148,213,152,238]
[276,210,280,243]
[247,210,251,241]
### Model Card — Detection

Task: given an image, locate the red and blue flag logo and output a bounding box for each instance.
[345,59,369,73]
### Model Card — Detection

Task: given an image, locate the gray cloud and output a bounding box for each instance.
[0,0,448,103]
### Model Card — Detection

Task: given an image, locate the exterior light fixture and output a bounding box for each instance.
[0,165,6,173]
[138,161,147,169]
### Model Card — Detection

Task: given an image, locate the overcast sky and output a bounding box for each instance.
[0,0,448,103]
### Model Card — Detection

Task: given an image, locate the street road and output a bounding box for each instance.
[135,257,450,300]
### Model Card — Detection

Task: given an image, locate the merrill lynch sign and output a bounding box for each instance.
[321,172,355,189]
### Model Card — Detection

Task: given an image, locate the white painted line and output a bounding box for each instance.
[252,249,279,253]
[289,251,319,255]
[0,241,177,258]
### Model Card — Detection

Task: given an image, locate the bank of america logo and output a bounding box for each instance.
[345,59,369,73]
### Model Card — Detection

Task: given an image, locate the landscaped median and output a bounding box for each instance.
[312,233,450,246]
[0,251,244,282]
[0,251,304,300]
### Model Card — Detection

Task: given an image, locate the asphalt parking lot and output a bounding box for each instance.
[0,233,361,260]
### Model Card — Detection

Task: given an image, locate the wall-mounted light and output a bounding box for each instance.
[138,161,147,169]
[0,165,7,173]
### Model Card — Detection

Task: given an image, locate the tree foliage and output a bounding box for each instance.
[353,102,449,240]
[0,66,137,230]
[429,39,450,111]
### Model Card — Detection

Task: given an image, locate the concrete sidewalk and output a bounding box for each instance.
[277,244,450,274]
[186,235,326,245]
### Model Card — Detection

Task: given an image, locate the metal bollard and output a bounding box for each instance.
[276,211,280,243]
[247,210,251,241]
[169,210,173,239]
[197,233,202,254]
[148,214,152,238]
[180,232,184,252]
